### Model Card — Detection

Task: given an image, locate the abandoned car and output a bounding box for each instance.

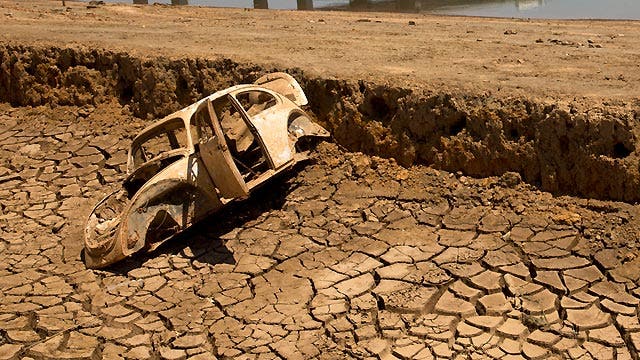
[84,73,329,268]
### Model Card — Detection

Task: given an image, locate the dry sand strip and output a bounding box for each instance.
[1,0,640,100]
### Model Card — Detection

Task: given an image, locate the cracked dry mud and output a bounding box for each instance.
[3,104,640,360]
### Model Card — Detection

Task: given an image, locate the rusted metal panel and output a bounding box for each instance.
[254,72,308,106]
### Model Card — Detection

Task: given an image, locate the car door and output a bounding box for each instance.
[193,99,249,199]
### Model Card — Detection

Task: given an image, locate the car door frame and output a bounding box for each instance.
[193,99,249,200]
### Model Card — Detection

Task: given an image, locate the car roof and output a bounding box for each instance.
[132,84,271,143]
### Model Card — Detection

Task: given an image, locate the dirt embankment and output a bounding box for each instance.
[2,44,639,202]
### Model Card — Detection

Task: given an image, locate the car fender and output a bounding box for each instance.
[120,156,221,256]
[85,156,221,268]
[288,113,330,140]
[255,72,308,107]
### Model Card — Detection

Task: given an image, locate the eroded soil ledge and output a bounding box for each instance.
[2,44,639,202]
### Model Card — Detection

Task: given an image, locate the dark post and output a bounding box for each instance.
[253,0,268,9]
[133,0,148,4]
[297,0,313,10]
[62,0,66,6]
[396,0,418,11]
[349,0,369,7]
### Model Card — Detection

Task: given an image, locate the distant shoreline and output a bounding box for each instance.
[94,0,640,20]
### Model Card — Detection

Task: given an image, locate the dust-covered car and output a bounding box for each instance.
[84,73,329,268]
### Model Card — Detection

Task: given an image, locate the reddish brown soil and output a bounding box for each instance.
[3,1,640,359]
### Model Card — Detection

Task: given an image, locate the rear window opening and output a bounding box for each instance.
[125,118,189,196]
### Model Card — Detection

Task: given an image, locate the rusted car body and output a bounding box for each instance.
[84,73,328,268]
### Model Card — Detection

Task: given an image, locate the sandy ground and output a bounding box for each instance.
[1,0,640,101]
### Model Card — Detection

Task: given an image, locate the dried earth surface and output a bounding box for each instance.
[3,103,640,359]
[3,1,640,359]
